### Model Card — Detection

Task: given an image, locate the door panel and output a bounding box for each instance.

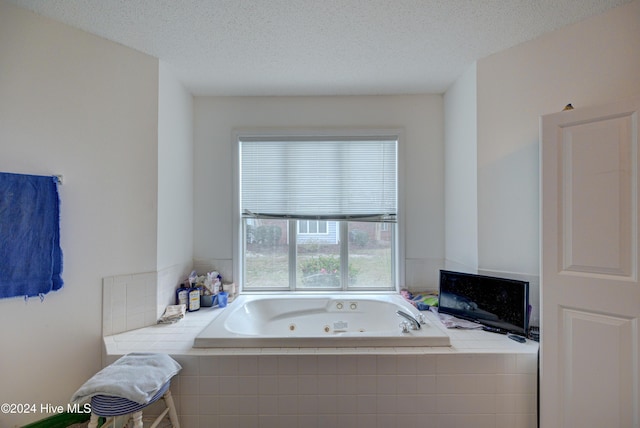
[541,97,640,427]
[560,308,635,428]
[560,114,634,277]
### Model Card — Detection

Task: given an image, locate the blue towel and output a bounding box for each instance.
[0,172,63,299]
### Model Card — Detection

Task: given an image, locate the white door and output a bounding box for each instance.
[540,97,640,428]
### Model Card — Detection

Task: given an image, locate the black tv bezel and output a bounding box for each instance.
[438,269,530,335]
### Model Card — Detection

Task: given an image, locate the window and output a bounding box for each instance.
[235,131,401,291]
[298,220,329,235]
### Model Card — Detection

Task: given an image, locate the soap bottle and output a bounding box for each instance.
[176,283,189,307]
[187,282,200,312]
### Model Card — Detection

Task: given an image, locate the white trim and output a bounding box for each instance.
[233,128,406,292]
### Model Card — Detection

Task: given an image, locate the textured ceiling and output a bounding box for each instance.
[7,0,633,96]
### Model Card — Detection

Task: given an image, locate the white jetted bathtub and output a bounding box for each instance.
[194,294,451,348]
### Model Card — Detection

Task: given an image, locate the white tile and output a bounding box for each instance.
[396,355,418,374]
[277,375,298,394]
[335,394,357,414]
[257,414,278,428]
[198,395,219,415]
[238,415,258,428]
[356,413,377,428]
[258,395,278,415]
[396,374,418,394]
[516,353,538,374]
[258,355,278,375]
[181,376,200,397]
[396,414,423,425]
[277,355,298,375]
[415,354,437,374]
[437,393,496,414]
[219,375,239,395]
[376,355,396,374]
[218,356,239,376]
[258,376,278,395]
[333,415,353,428]
[336,355,358,374]
[238,376,259,395]
[277,395,298,415]
[298,375,318,395]
[239,395,259,415]
[198,376,219,395]
[356,355,377,374]
[436,354,498,374]
[297,355,318,374]
[356,375,376,394]
[495,373,536,394]
[377,374,398,394]
[316,395,337,414]
[297,415,318,428]
[336,374,357,395]
[219,395,240,415]
[495,393,537,414]
[298,395,318,415]
[416,375,437,394]
[437,374,497,394]
[356,394,377,414]
[317,355,337,374]
[376,394,397,414]
[317,374,337,394]
[438,413,496,428]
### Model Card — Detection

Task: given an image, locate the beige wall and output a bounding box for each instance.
[0,2,159,426]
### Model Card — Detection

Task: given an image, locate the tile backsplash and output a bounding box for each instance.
[102,271,157,336]
[103,263,191,336]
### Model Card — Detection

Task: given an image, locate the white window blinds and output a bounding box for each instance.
[240,138,397,222]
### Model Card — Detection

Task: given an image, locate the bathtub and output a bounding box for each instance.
[194,294,451,348]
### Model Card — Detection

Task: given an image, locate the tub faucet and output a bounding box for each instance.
[396,310,421,330]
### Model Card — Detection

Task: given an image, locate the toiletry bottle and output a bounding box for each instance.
[176,284,189,307]
[188,282,200,312]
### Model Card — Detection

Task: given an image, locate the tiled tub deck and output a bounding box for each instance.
[103,307,538,428]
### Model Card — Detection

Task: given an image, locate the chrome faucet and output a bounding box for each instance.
[396,310,421,330]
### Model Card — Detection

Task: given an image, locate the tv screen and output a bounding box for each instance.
[438,270,529,335]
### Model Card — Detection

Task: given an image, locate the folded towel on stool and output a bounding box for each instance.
[70,353,182,405]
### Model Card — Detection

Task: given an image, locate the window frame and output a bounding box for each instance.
[233,128,405,293]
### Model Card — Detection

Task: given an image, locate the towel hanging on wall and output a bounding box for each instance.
[0,172,63,299]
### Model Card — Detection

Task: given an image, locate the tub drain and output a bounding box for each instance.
[289,323,296,331]
[324,325,330,333]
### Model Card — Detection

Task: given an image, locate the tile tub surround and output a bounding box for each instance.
[103,306,538,428]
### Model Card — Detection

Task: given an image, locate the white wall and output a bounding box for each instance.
[157,61,194,269]
[476,0,640,276]
[443,63,478,271]
[0,2,159,426]
[157,61,195,314]
[193,95,445,288]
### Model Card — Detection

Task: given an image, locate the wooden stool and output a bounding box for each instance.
[87,379,179,428]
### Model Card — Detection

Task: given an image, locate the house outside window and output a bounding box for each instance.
[234,130,403,292]
[299,220,329,235]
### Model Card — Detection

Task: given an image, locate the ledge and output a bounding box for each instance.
[103,304,538,357]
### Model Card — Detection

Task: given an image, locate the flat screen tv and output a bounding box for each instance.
[438,270,530,336]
